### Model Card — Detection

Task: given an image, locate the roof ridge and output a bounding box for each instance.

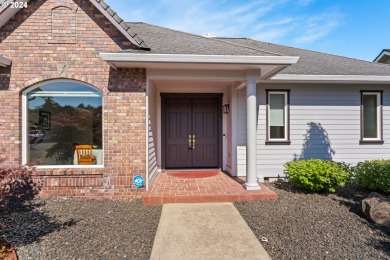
[215,37,282,56]
[221,37,390,67]
[126,22,280,56]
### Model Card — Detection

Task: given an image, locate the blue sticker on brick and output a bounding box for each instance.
[133,175,144,188]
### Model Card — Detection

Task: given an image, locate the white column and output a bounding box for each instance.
[245,70,261,190]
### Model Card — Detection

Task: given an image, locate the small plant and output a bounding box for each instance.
[0,151,41,204]
[284,159,351,193]
[353,159,390,193]
[0,165,41,202]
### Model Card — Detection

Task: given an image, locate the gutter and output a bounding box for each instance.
[269,74,390,84]
[100,53,300,65]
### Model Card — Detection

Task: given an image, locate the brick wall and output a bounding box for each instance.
[0,0,147,198]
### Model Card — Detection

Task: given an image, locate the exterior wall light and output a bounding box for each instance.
[223,104,230,114]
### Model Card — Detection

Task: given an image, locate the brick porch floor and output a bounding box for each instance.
[142,170,278,204]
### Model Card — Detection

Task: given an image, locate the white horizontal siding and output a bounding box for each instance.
[236,83,390,178]
[148,83,158,180]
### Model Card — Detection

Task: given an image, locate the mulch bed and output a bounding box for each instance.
[2,184,389,259]
[0,198,162,260]
[235,182,390,259]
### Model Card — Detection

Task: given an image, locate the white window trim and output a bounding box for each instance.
[267,91,288,142]
[361,91,382,141]
[22,79,104,168]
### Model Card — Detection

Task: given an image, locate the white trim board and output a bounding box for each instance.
[374,50,390,63]
[100,53,299,72]
[100,53,300,64]
[21,79,104,166]
[269,74,390,84]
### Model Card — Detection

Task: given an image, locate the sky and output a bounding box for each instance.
[105,0,389,62]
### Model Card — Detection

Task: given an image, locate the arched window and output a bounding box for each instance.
[22,80,103,167]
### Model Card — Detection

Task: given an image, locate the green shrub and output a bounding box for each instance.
[353,159,390,193]
[284,159,350,193]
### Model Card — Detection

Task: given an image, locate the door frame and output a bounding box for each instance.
[161,93,223,169]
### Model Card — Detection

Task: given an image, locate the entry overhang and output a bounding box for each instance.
[100,53,299,80]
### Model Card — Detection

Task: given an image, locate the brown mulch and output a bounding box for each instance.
[0,198,162,260]
[235,182,390,259]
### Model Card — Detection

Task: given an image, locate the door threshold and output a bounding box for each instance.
[163,168,220,172]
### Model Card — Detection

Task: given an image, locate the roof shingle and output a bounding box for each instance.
[91,0,150,49]
[126,22,390,76]
[126,22,278,56]
[220,38,390,75]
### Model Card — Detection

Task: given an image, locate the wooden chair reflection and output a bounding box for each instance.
[75,145,93,165]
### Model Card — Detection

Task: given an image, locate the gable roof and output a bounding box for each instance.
[101,23,299,78]
[125,22,390,77]
[0,0,149,49]
[374,49,390,63]
[219,38,390,76]
[126,22,278,56]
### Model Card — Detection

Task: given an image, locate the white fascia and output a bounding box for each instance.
[374,50,390,63]
[100,53,299,66]
[270,74,390,84]
[0,54,11,67]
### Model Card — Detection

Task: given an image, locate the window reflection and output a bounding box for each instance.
[27,82,102,165]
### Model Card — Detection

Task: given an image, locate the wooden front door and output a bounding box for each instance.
[162,94,221,169]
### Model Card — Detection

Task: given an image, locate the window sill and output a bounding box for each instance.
[359,140,384,144]
[34,165,104,169]
[265,141,291,145]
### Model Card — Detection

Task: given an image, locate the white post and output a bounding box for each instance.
[245,70,261,190]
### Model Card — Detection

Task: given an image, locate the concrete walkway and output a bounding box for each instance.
[150,203,271,260]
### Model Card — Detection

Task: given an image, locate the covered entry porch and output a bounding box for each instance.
[100,53,299,194]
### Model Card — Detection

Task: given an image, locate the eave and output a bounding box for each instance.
[373,49,390,63]
[269,74,390,84]
[100,53,299,80]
